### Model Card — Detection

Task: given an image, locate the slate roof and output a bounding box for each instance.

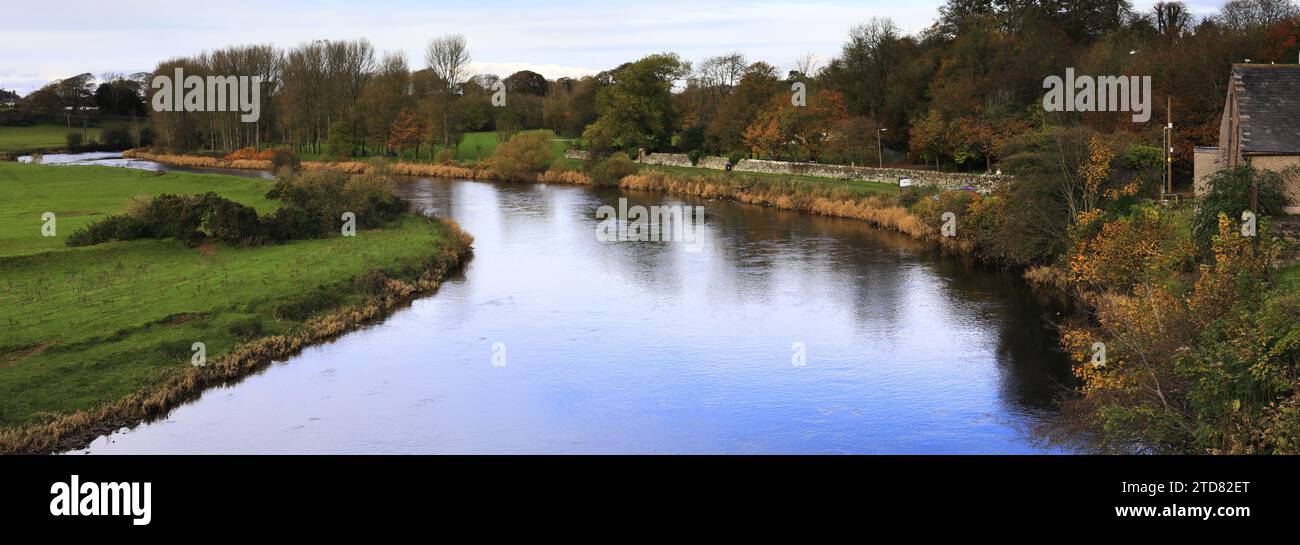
[1231,65,1300,155]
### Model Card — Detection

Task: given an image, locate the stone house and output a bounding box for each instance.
[1194,64,1300,214]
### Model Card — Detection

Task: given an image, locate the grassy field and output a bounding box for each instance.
[0,161,460,431]
[0,162,276,256]
[299,129,571,163]
[0,124,102,154]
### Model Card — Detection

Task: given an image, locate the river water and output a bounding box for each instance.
[41,153,1074,454]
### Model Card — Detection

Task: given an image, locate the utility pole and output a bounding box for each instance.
[1166,96,1173,200]
[877,128,887,169]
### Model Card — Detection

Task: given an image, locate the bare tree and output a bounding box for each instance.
[1153,2,1194,37]
[1219,0,1300,31]
[697,52,747,89]
[793,52,822,79]
[425,34,472,147]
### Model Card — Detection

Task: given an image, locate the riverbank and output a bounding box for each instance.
[0,162,473,453]
[124,149,953,245]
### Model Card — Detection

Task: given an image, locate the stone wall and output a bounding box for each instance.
[563,148,1009,192]
[696,156,730,170]
[721,157,1005,192]
[640,153,694,168]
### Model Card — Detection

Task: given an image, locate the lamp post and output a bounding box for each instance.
[877,128,887,168]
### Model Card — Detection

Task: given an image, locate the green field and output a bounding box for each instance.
[0,162,458,430]
[0,163,276,256]
[0,124,103,154]
[299,130,571,163]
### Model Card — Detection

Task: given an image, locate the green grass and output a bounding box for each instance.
[1280,263,1300,290]
[299,130,571,163]
[0,162,277,257]
[0,162,456,429]
[0,124,102,154]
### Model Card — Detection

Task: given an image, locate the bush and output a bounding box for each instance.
[225,147,276,162]
[343,172,407,227]
[267,168,406,232]
[589,154,638,187]
[491,131,555,181]
[65,132,83,151]
[270,149,301,172]
[1192,165,1290,253]
[727,151,745,167]
[200,195,263,245]
[100,126,134,149]
[435,148,455,165]
[326,120,354,160]
[687,149,704,166]
[66,215,146,246]
[262,205,325,242]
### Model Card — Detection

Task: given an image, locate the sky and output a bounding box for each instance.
[0,0,1229,95]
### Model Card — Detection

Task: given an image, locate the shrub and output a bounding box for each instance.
[687,149,704,166]
[491,131,554,181]
[435,148,455,165]
[199,195,263,245]
[1192,165,1290,253]
[66,215,145,246]
[270,149,301,172]
[589,154,638,187]
[343,172,407,227]
[99,126,134,150]
[224,147,276,162]
[65,132,83,151]
[727,151,745,167]
[262,205,325,242]
[69,193,262,248]
[1068,205,1176,290]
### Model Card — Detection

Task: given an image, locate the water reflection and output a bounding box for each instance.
[67,170,1073,454]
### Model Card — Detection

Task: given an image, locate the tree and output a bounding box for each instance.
[491,131,554,181]
[1219,0,1299,32]
[1153,2,1194,37]
[504,70,548,96]
[743,89,848,161]
[425,34,472,148]
[706,61,780,152]
[360,52,413,156]
[585,53,691,153]
[387,107,427,160]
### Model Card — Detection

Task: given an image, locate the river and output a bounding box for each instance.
[30,153,1074,454]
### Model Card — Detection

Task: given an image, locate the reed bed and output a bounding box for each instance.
[126,150,939,241]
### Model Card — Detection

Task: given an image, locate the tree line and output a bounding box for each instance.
[9,0,1299,176]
